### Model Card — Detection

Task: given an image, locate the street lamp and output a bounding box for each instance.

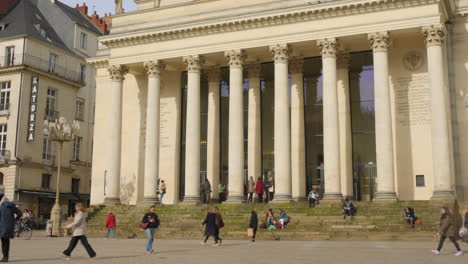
[43,117,79,237]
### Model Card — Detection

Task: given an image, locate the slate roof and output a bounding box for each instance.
[55,1,102,35]
[0,0,72,52]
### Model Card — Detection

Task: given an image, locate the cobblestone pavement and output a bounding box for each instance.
[5,235,468,264]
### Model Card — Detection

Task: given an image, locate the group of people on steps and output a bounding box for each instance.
[0,195,466,261]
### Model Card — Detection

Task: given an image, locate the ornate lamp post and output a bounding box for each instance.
[43,117,79,236]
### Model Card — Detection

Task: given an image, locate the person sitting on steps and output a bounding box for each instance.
[342,198,356,219]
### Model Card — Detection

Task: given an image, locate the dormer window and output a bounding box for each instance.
[40,27,46,38]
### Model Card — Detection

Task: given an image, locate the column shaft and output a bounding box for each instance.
[143,61,164,204]
[270,44,292,202]
[207,68,221,201]
[105,65,128,204]
[318,39,343,200]
[337,54,353,198]
[290,58,306,201]
[368,32,397,200]
[247,63,262,183]
[183,55,204,204]
[422,25,455,199]
[225,50,247,203]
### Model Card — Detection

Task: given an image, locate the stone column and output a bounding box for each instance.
[318,39,342,200]
[225,50,247,203]
[182,55,204,204]
[270,44,292,202]
[337,53,353,198]
[143,61,165,204]
[105,65,128,204]
[368,32,397,200]
[246,63,262,182]
[422,25,455,199]
[290,57,306,201]
[206,67,221,202]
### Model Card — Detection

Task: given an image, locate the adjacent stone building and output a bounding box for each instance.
[0,0,104,219]
[89,0,468,205]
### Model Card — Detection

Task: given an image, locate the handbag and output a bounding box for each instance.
[139,222,149,230]
[247,228,254,237]
[415,219,422,226]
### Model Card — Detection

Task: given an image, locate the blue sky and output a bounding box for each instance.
[60,0,137,16]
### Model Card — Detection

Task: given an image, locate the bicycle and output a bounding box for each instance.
[14,219,32,240]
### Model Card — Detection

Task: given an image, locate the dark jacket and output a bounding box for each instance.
[142,212,160,229]
[202,213,219,236]
[464,212,468,229]
[439,213,457,237]
[249,213,258,229]
[0,202,22,238]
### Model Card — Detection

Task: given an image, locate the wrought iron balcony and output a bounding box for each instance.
[44,111,59,121]
[42,153,56,166]
[0,53,85,84]
[0,103,10,116]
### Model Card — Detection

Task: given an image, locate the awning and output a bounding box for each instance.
[18,189,89,200]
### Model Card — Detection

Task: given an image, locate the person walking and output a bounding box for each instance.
[201,208,221,246]
[247,177,256,204]
[0,197,22,262]
[159,180,167,205]
[308,188,318,208]
[141,206,160,254]
[62,203,96,260]
[249,211,258,242]
[104,211,117,239]
[432,207,463,256]
[255,177,265,203]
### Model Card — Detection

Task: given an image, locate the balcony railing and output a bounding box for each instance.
[42,153,55,166]
[0,53,85,84]
[0,149,10,162]
[0,103,10,116]
[44,111,59,121]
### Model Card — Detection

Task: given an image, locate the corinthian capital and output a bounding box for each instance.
[368,32,391,52]
[225,50,247,68]
[270,44,291,63]
[422,24,446,47]
[317,38,339,58]
[289,57,304,74]
[183,55,205,73]
[108,65,128,81]
[246,62,262,79]
[144,61,166,78]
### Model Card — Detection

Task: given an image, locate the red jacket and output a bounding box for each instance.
[105,213,116,229]
[255,180,265,194]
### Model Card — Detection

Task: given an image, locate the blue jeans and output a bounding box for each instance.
[145,228,156,251]
[105,228,116,238]
[160,193,165,204]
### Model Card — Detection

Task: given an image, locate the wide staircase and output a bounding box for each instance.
[86,200,455,241]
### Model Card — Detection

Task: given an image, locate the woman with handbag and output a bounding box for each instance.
[201,208,222,246]
[141,206,160,254]
[62,203,96,260]
[249,211,258,242]
[432,207,463,256]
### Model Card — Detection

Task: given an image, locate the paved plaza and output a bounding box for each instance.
[5,235,468,264]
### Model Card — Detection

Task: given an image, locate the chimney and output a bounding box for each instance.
[74,2,88,16]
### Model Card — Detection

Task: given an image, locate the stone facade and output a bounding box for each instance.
[89,0,468,205]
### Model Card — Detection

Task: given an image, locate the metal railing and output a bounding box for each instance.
[0,149,10,162]
[0,103,10,116]
[44,111,59,121]
[42,153,56,166]
[0,53,85,84]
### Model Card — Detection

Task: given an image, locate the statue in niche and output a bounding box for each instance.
[115,0,123,14]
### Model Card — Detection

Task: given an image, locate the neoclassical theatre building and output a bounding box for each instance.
[89,0,468,205]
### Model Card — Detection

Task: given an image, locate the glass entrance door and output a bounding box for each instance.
[353,163,377,201]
